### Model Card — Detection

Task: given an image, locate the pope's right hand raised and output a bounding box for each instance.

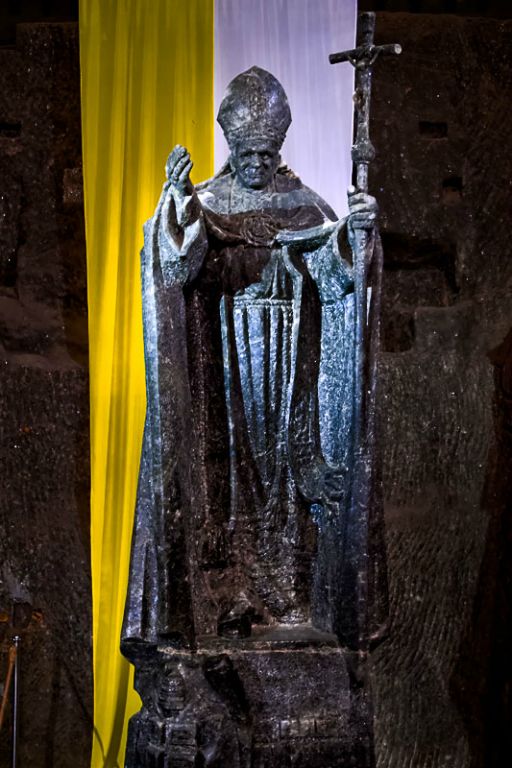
[159,145,206,285]
[166,144,194,200]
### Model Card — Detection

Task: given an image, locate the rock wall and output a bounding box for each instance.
[0,24,91,768]
[369,13,512,768]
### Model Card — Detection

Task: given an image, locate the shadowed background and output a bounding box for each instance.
[0,1,510,767]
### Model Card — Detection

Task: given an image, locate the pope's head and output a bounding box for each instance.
[230,137,281,190]
[217,67,291,190]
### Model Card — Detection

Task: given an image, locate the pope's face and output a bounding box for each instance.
[231,139,281,190]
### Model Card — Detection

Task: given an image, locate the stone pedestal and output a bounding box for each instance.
[125,627,373,768]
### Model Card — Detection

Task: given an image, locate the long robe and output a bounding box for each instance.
[122,166,387,656]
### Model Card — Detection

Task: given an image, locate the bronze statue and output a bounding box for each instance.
[123,43,393,765]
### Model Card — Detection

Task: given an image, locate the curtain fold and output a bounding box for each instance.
[79,3,214,765]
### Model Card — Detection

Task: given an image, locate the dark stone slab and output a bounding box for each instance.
[368,12,512,768]
[0,22,91,768]
[126,631,373,768]
[453,331,512,768]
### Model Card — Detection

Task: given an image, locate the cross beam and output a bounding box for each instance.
[330,12,401,193]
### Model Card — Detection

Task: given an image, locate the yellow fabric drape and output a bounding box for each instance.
[79,2,214,765]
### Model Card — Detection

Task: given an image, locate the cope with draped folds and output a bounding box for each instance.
[122,69,387,655]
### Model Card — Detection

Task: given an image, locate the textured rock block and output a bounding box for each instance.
[126,630,372,768]
[370,13,512,768]
[0,22,91,768]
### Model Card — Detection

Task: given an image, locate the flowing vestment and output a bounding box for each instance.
[122,167,387,654]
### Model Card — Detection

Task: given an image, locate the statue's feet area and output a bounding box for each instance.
[125,630,374,767]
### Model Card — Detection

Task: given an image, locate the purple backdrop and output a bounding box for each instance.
[214,0,357,217]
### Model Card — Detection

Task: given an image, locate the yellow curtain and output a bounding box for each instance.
[79,2,214,765]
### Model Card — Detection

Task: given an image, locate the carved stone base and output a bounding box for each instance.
[125,626,374,768]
